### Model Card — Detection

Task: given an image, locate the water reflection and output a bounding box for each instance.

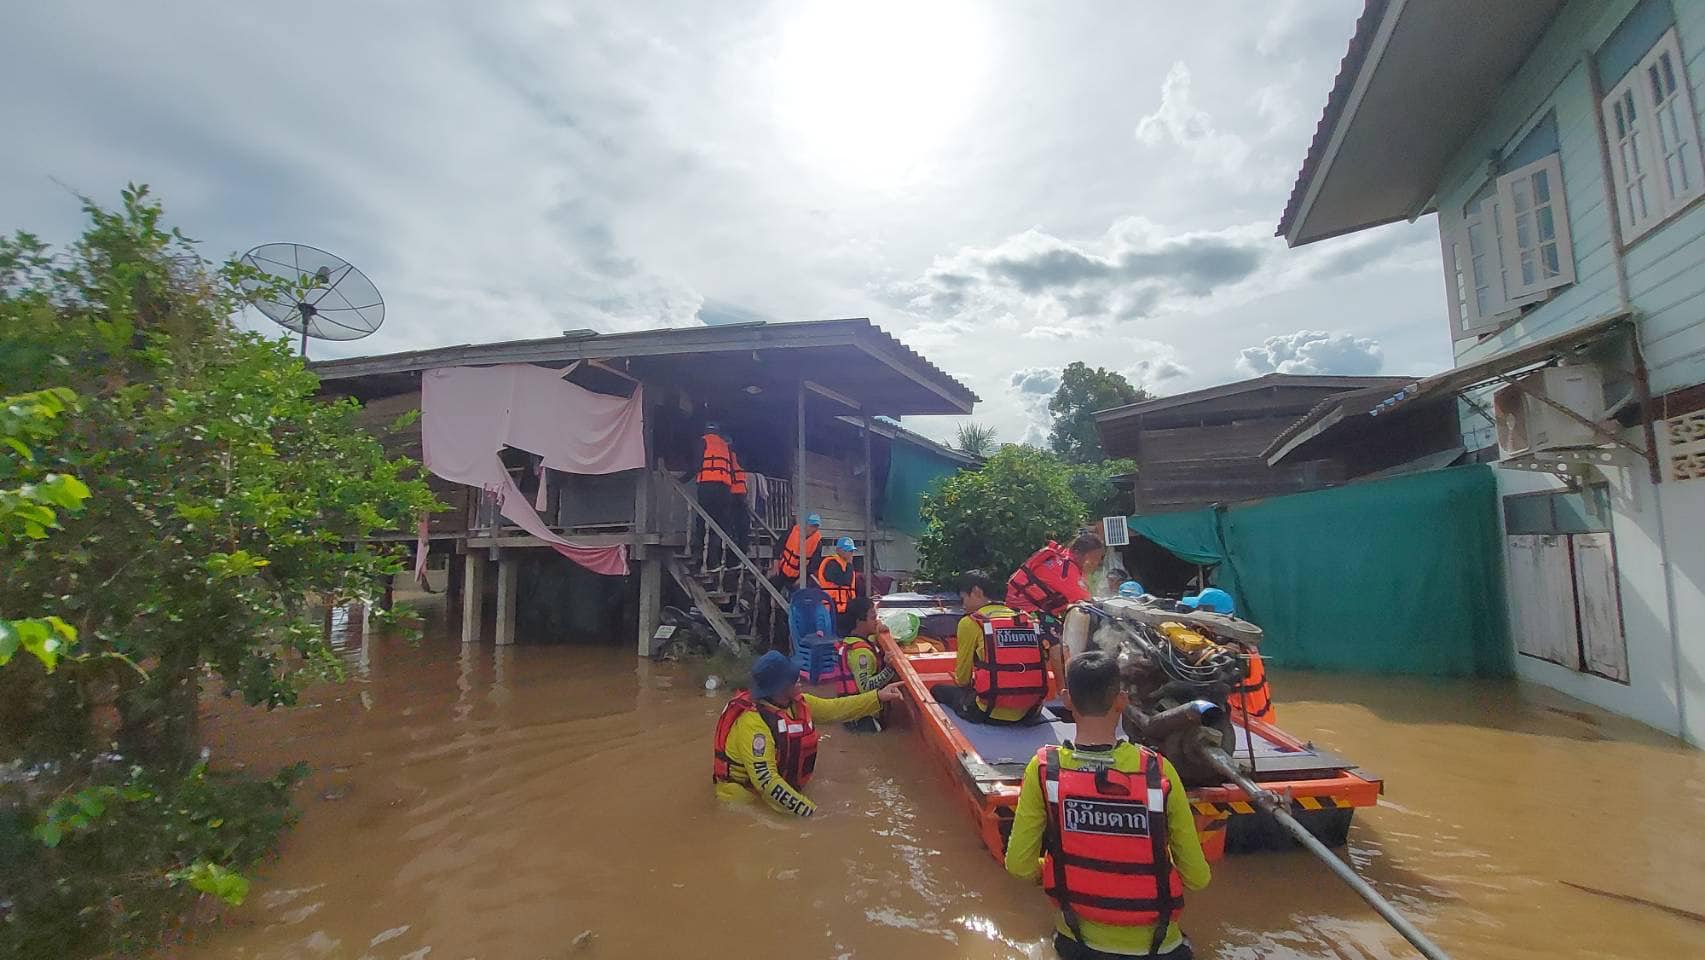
[188,594,1705,960]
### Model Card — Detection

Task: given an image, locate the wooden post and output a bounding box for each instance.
[494,550,519,646]
[862,412,876,592]
[461,551,487,644]
[796,380,809,591]
[637,553,663,656]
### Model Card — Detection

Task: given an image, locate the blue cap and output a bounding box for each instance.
[1181,587,1235,615]
[836,536,855,552]
[750,650,797,700]
[805,513,822,527]
[1118,580,1145,598]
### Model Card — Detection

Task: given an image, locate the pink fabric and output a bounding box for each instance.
[420,365,642,576]
[414,516,431,587]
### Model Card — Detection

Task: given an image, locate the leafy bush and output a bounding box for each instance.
[0,186,438,958]
[917,445,1087,584]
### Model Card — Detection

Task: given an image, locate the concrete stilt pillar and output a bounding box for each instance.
[637,551,662,656]
[494,551,519,646]
[461,552,487,644]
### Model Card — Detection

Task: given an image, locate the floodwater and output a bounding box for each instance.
[183,593,1705,960]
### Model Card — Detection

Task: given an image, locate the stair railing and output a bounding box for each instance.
[665,477,791,645]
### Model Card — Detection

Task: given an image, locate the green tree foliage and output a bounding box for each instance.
[917,445,1087,583]
[0,186,438,958]
[0,388,91,672]
[1065,458,1139,520]
[953,421,997,458]
[1047,361,1149,463]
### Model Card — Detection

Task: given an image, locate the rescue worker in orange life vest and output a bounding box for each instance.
[1181,588,1274,724]
[770,513,822,581]
[693,421,737,557]
[712,651,904,817]
[1006,651,1210,960]
[930,570,1049,725]
[815,536,860,633]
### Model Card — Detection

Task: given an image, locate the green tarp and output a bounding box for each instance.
[881,441,961,536]
[1127,465,1511,678]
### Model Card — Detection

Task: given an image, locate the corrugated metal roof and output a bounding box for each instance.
[1095,373,1410,422]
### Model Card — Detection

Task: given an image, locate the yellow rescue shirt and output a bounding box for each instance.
[842,632,898,692]
[714,690,882,817]
[953,603,1032,722]
[1005,741,1211,955]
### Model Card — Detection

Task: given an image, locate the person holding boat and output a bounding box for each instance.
[1006,651,1210,960]
[836,597,897,695]
[1181,588,1275,724]
[712,650,904,817]
[930,570,1049,724]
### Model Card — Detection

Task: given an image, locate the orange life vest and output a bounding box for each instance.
[778,525,822,579]
[711,690,819,790]
[1038,744,1184,935]
[836,635,896,695]
[971,610,1048,716]
[1227,649,1275,723]
[815,554,857,613]
[696,433,734,486]
[1007,542,1089,617]
[729,451,748,495]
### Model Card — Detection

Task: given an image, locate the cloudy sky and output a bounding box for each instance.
[2,0,1453,445]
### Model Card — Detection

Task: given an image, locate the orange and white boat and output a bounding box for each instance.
[871,597,1382,864]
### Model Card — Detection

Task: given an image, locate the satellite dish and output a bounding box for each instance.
[238,243,384,357]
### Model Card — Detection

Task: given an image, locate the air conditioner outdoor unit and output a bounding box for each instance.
[1495,365,1607,458]
[1101,515,1130,547]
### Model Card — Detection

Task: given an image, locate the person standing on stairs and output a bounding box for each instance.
[815,536,861,634]
[694,421,736,559]
[726,437,751,554]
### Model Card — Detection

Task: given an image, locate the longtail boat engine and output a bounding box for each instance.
[1061,597,1264,787]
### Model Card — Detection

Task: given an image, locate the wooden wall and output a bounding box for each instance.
[1134,415,1345,512]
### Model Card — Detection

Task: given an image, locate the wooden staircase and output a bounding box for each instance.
[663,478,790,654]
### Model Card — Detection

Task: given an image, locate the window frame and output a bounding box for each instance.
[1441,167,1561,341]
[1497,153,1577,298]
[1601,27,1705,244]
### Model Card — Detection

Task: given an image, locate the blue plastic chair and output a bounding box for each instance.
[788,588,839,683]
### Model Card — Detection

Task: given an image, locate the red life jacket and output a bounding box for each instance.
[970,610,1048,716]
[712,690,820,789]
[777,525,822,579]
[1227,649,1275,723]
[836,635,896,695]
[696,433,734,486]
[1038,744,1184,934]
[1007,542,1089,617]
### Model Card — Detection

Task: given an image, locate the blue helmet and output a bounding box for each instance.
[835,536,856,553]
[1118,580,1145,598]
[1181,587,1235,615]
[805,513,822,527]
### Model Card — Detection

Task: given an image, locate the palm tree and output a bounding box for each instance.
[955,422,997,458]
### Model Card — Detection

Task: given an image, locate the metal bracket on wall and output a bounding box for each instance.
[1492,372,1658,480]
[1498,447,1628,482]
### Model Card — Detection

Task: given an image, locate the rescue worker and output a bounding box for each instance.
[1105,567,1131,597]
[837,597,899,732]
[837,597,898,695]
[931,570,1048,725]
[1182,588,1274,724]
[1006,651,1210,960]
[1008,532,1106,619]
[770,513,823,584]
[815,536,860,633]
[693,421,736,556]
[712,650,904,817]
[727,439,750,553]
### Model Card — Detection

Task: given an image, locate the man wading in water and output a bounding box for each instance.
[1006,651,1211,959]
[711,651,903,816]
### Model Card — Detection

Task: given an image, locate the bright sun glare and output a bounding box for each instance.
[771,0,988,190]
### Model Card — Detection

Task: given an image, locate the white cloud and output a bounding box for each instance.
[1135,63,1254,174]
[1236,330,1384,377]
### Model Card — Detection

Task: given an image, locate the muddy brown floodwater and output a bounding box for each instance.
[183,595,1705,960]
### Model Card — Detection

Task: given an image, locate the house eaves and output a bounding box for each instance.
[1277,0,1564,247]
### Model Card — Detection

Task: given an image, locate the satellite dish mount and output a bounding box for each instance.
[239,243,385,358]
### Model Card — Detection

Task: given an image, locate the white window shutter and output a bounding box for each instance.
[1497,154,1575,298]
[1438,208,1482,340]
[1602,76,1654,239]
[1642,30,1705,214]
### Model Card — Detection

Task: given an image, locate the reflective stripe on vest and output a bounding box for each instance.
[1039,745,1183,933]
[1007,542,1085,616]
[836,636,895,695]
[816,555,857,613]
[778,526,821,579]
[1228,650,1275,722]
[696,434,734,486]
[970,610,1047,716]
[711,691,820,789]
